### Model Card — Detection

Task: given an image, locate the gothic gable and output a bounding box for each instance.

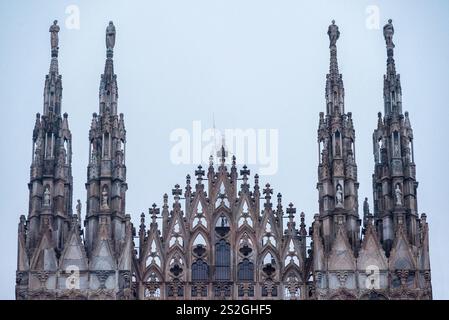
[90,239,117,271]
[30,231,58,272]
[357,225,388,271]
[59,230,88,271]
[389,228,416,270]
[328,226,356,271]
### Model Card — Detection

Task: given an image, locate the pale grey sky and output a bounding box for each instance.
[1,0,448,299]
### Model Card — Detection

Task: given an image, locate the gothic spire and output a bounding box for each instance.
[384,19,396,75]
[99,21,118,115]
[43,20,62,116]
[325,20,344,115]
[383,19,402,116]
[328,20,340,77]
[317,20,360,255]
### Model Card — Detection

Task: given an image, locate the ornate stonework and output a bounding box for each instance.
[16,20,432,300]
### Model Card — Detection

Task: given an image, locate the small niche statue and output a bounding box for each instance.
[336,184,344,207]
[43,186,51,207]
[101,186,109,209]
[395,184,402,206]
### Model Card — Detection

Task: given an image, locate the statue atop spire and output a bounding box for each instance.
[327,20,340,48]
[49,20,60,57]
[383,19,395,49]
[106,21,116,57]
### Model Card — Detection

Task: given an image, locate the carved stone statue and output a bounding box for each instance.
[394,137,400,157]
[363,197,369,216]
[347,151,354,164]
[336,184,343,207]
[76,199,81,215]
[43,186,51,207]
[34,136,42,162]
[395,184,402,206]
[335,138,341,157]
[101,186,109,209]
[383,19,394,47]
[328,20,340,47]
[49,20,60,51]
[106,21,116,50]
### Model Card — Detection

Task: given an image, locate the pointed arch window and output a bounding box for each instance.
[215,214,230,237]
[214,239,231,281]
[102,132,110,158]
[237,258,254,281]
[63,138,69,164]
[215,182,230,208]
[284,256,300,266]
[393,131,400,157]
[334,130,342,157]
[238,202,253,227]
[169,221,183,247]
[284,274,301,299]
[192,259,209,282]
[144,272,161,299]
[263,252,275,266]
[262,222,276,246]
[192,203,207,228]
[145,240,161,267]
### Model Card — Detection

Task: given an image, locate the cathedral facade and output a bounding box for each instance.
[15,19,432,300]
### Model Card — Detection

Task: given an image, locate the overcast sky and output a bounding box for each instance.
[1,0,448,299]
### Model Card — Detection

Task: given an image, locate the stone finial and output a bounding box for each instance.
[300,212,307,236]
[195,165,205,182]
[240,165,250,185]
[286,203,296,223]
[263,183,273,200]
[149,203,160,225]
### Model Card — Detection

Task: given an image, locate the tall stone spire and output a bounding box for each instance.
[373,20,419,255]
[43,20,62,116]
[316,20,360,254]
[325,20,345,115]
[84,22,132,299]
[382,19,402,116]
[16,20,74,299]
[99,21,118,116]
[370,20,431,299]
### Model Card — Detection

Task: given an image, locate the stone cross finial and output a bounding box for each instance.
[240,165,250,184]
[263,183,273,200]
[172,184,182,202]
[286,203,296,223]
[149,203,160,225]
[276,193,283,216]
[195,165,205,182]
[140,212,145,228]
